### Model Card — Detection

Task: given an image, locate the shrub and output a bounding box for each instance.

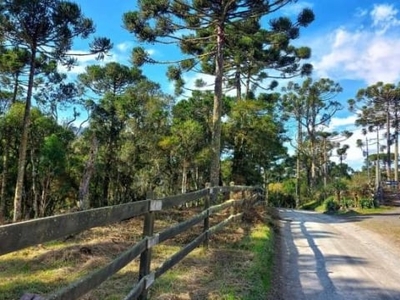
[267,192,296,208]
[360,198,376,209]
[342,198,354,209]
[267,181,296,208]
[324,198,340,213]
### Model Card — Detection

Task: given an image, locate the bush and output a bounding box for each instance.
[360,198,376,209]
[324,198,340,213]
[342,198,354,209]
[267,192,296,208]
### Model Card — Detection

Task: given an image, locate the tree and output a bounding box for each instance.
[123,0,314,189]
[34,72,82,125]
[78,62,144,207]
[350,82,400,181]
[224,92,287,185]
[282,78,343,201]
[170,90,216,189]
[29,111,74,217]
[0,47,30,103]
[317,130,352,190]
[0,0,112,221]
[0,102,24,221]
[160,119,204,194]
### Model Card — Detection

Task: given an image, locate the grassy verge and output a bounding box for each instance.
[337,205,393,216]
[239,223,275,299]
[301,200,394,215]
[149,214,276,299]
[0,208,276,300]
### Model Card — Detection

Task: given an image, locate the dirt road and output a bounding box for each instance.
[277,209,400,300]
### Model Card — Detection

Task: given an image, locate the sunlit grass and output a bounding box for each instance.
[336,205,393,216]
[1,208,277,300]
[148,219,276,300]
[0,245,86,300]
[243,224,274,299]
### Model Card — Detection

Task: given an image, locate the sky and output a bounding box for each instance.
[68,0,400,171]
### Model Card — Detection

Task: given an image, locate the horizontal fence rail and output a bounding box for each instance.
[0,185,264,300]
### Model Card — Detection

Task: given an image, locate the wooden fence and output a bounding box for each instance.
[0,185,263,300]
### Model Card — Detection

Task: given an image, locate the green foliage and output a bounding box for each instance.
[0,1,316,222]
[244,225,275,299]
[360,198,377,209]
[268,181,296,208]
[342,198,354,209]
[324,197,340,213]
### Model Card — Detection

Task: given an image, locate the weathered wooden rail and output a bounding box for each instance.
[0,185,263,300]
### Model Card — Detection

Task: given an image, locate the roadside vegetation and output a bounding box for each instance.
[0,206,277,300]
[1,1,400,299]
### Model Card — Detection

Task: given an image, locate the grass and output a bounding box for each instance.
[0,207,277,300]
[241,224,274,299]
[148,214,276,299]
[301,200,323,211]
[0,221,143,300]
[301,199,394,216]
[339,205,393,215]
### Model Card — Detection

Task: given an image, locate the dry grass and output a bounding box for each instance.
[0,206,276,300]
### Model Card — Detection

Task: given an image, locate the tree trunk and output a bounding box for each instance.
[31,148,39,219]
[376,128,381,189]
[210,22,224,189]
[395,131,399,182]
[40,176,51,217]
[12,73,19,103]
[323,137,327,189]
[13,49,36,222]
[395,106,399,182]
[0,140,10,222]
[78,134,98,210]
[181,162,188,194]
[394,133,399,181]
[386,108,391,180]
[296,119,302,207]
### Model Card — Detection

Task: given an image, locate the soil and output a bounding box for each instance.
[267,195,400,300]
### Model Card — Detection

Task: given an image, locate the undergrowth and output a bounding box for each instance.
[1,207,277,300]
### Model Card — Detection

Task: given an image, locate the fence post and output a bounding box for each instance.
[229,181,235,199]
[203,183,211,249]
[138,191,156,300]
[229,181,235,215]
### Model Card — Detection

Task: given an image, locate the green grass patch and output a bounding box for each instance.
[338,205,393,216]
[148,215,276,299]
[242,224,274,299]
[1,209,277,300]
[301,200,321,211]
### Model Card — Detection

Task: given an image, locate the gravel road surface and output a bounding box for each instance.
[278,209,400,300]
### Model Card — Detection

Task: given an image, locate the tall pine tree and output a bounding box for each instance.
[124,0,314,188]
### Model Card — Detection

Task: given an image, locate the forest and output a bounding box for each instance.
[0,0,399,223]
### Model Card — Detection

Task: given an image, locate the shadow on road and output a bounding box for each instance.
[278,209,400,299]
[281,219,307,299]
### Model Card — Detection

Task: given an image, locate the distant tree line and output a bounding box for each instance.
[0,0,398,222]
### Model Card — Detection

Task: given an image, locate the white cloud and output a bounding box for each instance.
[281,1,314,15]
[328,114,358,129]
[313,27,400,84]
[370,3,400,34]
[116,41,133,53]
[58,50,120,77]
[307,3,400,85]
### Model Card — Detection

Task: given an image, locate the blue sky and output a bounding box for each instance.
[69,0,400,171]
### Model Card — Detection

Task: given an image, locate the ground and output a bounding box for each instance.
[268,195,400,300]
[0,205,273,300]
[5,199,400,300]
